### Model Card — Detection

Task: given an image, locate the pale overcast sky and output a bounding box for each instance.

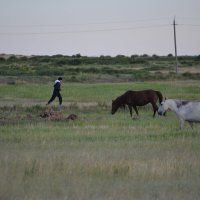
[0,0,200,56]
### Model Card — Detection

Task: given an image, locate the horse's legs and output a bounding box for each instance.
[179,118,185,129]
[188,121,194,129]
[123,104,126,110]
[133,106,139,116]
[151,103,158,117]
[128,105,133,117]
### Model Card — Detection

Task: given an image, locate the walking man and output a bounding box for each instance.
[47,77,62,106]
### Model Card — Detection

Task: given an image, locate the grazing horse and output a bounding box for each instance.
[158,99,200,129]
[111,90,163,118]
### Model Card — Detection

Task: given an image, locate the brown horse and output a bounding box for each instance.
[111,90,163,118]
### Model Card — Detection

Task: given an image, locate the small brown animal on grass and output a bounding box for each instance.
[40,108,64,121]
[66,114,78,121]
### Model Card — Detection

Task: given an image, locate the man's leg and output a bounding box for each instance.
[47,92,57,105]
[58,92,62,105]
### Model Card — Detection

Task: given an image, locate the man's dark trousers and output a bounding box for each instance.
[47,89,62,105]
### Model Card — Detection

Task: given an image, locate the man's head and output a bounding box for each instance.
[58,77,62,81]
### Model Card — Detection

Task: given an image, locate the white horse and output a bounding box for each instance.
[158,99,200,129]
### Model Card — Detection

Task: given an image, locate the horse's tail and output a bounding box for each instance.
[156,91,163,104]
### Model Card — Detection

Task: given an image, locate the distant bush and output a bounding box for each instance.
[53,58,68,66]
[182,72,200,80]
[36,67,64,76]
[0,64,33,75]
[67,58,81,65]
[1,54,200,81]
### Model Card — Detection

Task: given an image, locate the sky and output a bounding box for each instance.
[0,0,200,56]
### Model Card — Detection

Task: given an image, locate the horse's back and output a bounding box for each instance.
[179,101,200,121]
[115,89,162,106]
[137,89,161,101]
[125,89,159,105]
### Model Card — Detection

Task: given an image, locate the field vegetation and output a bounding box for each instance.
[1,54,200,82]
[0,54,200,199]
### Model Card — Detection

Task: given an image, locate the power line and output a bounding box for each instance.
[0,18,199,37]
[0,24,171,36]
[0,17,172,28]
[177,16,200,21]
[179,24,200,27]
[0,16,199,29]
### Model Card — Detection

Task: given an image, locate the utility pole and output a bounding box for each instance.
[173,17,178,74]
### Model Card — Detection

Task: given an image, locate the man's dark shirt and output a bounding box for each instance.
[54,80,61,91]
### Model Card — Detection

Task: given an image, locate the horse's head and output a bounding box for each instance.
[158,99,168,116]
[111,100,120,115]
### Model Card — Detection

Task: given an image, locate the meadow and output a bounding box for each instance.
[0,80,200,200]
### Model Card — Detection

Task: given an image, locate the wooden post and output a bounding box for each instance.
[173,17,178,74]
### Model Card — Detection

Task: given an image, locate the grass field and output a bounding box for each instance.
[0,80,200,200]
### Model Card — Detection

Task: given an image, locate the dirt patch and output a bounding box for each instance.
[179,66,200,74]
[40,108,78,121]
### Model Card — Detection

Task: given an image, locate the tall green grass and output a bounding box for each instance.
[0,81,200,199]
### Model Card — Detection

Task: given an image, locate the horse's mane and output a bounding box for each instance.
[165,99,190,110]
[173,99,189,108]
[113,94,125,105]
